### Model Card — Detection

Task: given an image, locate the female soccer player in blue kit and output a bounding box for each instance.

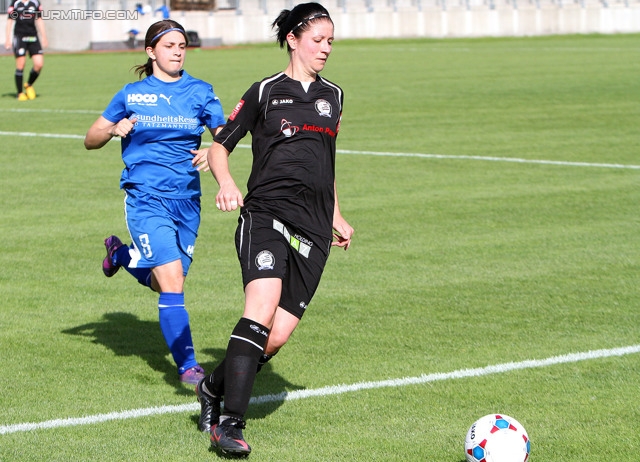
[195,3,354,455]
[84,20,225,385]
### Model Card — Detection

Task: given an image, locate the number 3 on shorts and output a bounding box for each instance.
[138,233,153,258]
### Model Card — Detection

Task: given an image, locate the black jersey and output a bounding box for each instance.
[7,0,43,37]
[215,72,344,244]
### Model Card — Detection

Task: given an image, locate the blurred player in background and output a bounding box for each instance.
[196,2,354,456]
[84,20,225,385]
[5,0,47,100]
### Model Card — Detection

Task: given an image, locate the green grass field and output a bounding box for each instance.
[1,33,639,461]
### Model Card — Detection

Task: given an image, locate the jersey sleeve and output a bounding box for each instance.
[7,0,17,18]
[200,84,226,130]
[213,82,261,153]
[101,88,129,124]
[35,2,43,19]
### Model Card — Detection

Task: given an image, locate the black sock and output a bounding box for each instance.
[27,69,40,86]
[204,350,274,397]
[221,318,269,420]
[15,70,23,94]
[257,352,276,372]
[202,359,226,396]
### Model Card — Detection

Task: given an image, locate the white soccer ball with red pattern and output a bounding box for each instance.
[465,414,530,462]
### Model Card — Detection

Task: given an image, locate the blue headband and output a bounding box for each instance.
[151,27,184,44]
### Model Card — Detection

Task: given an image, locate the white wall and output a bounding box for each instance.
[2,0,639,52]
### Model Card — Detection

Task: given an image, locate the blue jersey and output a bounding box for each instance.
[103,70,225,199]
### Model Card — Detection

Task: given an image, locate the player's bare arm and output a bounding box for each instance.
[332,181,354,250]
[5,18,14,49]
[35,18,47,48]
[191,125,224,172]
[207,141,243,211]
[84,116,137,150]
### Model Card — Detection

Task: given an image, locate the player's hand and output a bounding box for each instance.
[191,148,209,172]
[332,215,354,250]
[215,181,244,212]
[111,117,137,138]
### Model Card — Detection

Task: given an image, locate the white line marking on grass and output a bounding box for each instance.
[337,148,640,170]
[0,130,638,169]
[0,108,102,115]
[0,131,85,140]
[1,344,638,435]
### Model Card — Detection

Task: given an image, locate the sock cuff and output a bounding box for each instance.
[158,292,185,307]
[231,317,270,350]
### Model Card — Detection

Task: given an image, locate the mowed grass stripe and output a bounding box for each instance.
[1,130,639,170]
[2,344,638,436]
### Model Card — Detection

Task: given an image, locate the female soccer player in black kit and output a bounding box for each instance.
[196,2,354,456]
[5,0,47,100]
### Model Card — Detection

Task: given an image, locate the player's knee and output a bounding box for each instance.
[265,330,290,352]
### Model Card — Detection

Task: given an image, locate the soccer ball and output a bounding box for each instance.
[464,414,530,462]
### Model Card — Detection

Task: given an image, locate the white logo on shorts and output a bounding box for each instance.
[255,250,275,270]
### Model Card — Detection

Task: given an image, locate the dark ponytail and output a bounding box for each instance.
[133,20,189,79]
[272,2,332,53]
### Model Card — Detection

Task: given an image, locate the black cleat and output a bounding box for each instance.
[210,417,251,456]
[195,378,221,433]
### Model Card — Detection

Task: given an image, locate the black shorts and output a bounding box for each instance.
[235,210,330,319]
[13,36,43,58]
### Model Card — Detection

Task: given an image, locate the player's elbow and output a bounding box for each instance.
[83,136,102,150]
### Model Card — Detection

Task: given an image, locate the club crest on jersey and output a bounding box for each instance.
[280,119,299,138]
[315,99,332,117]
[255,250,275,270]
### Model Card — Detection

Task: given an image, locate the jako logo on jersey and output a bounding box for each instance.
[315,99,332,117]
[127,93,158,104]
[159,94,172,105]
[280,119,299,138]
[229,100,245,121]
[272,98,293,105]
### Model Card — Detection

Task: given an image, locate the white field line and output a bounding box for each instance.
[1,344,639,435]
[1,108,101,114]
[337,148,640,170]
[1,130,640,169]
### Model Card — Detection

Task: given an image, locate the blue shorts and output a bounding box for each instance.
[124,189,200,275]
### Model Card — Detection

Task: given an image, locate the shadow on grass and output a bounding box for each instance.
[190,346,306,428]
[62,312,306,419]
[62,311,193,395]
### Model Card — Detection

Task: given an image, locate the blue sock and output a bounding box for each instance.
[158,292,198,375]
[114,245,152,288]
